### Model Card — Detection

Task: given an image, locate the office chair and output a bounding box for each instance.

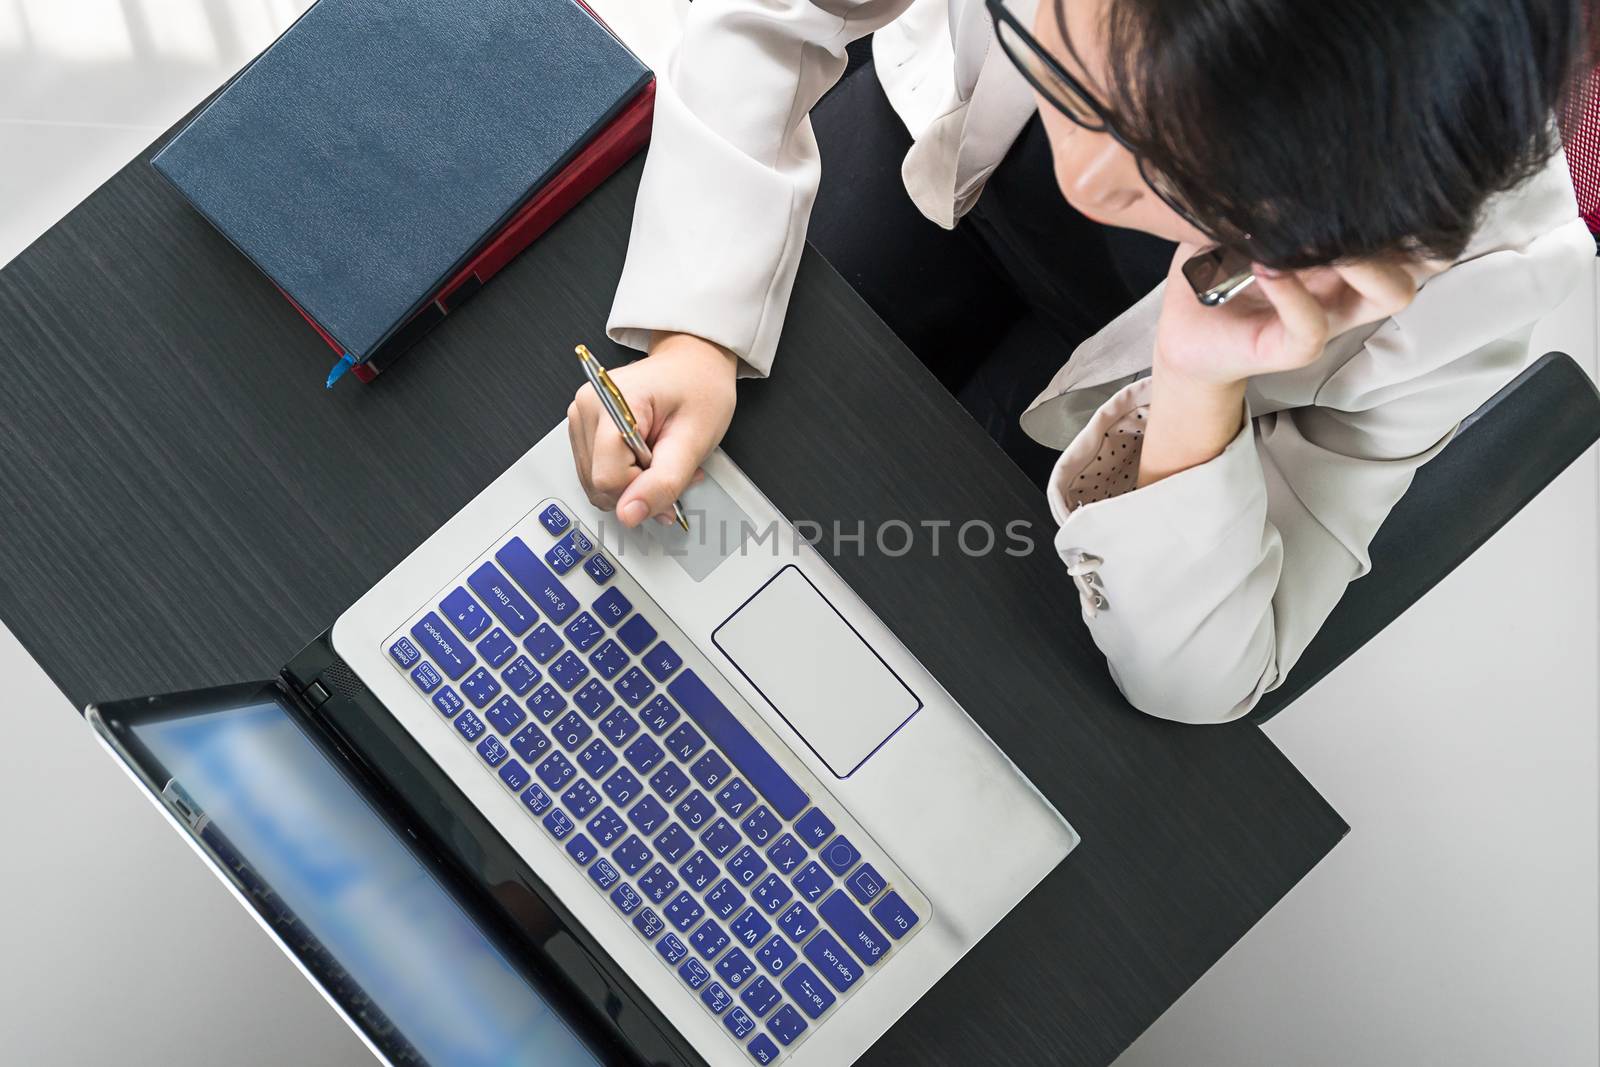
[1250,71,1600,722]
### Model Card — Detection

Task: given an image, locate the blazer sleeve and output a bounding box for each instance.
[606,0,915,376]
[1048,219,1593,725]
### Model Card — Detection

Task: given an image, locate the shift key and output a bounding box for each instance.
[495,537,576,624]
[818,889,889,966]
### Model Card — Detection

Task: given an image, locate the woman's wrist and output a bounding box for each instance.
[1136,352,1247,488]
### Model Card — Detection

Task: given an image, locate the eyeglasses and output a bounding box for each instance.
[985,0,1211,237]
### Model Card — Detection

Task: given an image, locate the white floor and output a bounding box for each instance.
[1,3,1595,1065]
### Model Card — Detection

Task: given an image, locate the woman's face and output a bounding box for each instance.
[1030,0,1210,246]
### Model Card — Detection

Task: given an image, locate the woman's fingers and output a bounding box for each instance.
[588,421,641,510]
[1252,266,1329,368]
[1324,258,1418,333]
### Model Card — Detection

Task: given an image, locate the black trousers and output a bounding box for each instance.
[807,55,1175,486]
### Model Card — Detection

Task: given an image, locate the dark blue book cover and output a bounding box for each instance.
[153,0,651,362]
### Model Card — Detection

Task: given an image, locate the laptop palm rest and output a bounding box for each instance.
[712,565,922,778]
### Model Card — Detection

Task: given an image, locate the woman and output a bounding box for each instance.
[569,0,1595,723]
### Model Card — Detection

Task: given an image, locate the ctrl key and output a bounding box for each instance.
[870,890,921,940]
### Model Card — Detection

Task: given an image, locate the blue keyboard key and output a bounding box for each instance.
[440,587,490,640]
[410,612,476,680]
[499,758,531,793]
[723,1006,756,1040]
[542,808,574,839]
[700,981,733,1015]
[600,707,640,746]
[656,932,689,965]
[523,623,563,663]
[466,561,539,636]
[794,808,835,848]
[615,667,655,707]
[577,739,618,780]
[460,667,500,708]
[485,696,526,736]
[871,890,920,939]
[623,735,665,774]
[633,907,665,941]
[779,964,835,1020]
[388,637,420,667]
[628,795,668,835]
[706,878,746,920]
[727,845,768,888]
[476,626,516,669]
[690,751,732,791]
[501,655,540,695]
[602,768,643,807]
[818,889,889,966]
[476,736,508,767]
[766,1003,807,1046]
[527,683,564,723]
[752,873,794,915]
[792,861,832,904]
[741,807,782,848]
[740,975,781,1018]
[649,763,689,802]
[690,919,729,960]
[702,818,741,859]
[729,906,772,949]
[409,661,441,693]
[716,780,757,818]
[755,935,798,977]
[588,640,628,679]
[496,537,577,624]
[583,554,616,584]
[617,614,658,655]
[803,928,863,991]
[638,863,679,904]
[552,711,593,752]
[776,902,818,943]
[654,823,693,863]
[553,527,594,562]
[679,849,719,892]
[820,835,861,877]
[716,948,756,989]
[643,641,683,681]
[562,779,601,819]
[610,882,642,915]
[614,835,653,875]
[431,686,464,719]
[664,722,705,762]
[564,612,603,652]
[678,958,711,990]
[847,863,886,904]
[573,679,612,718]
[675,790,716,831]
[640,696,680,735]
[509,722,551,763]
[549,651,589,691]
[592,587,632,625]
[453,710,486,742]
[669,671,809,820]
[565,833,598,865]
[765,833,805,875]
[520,783,552,816]
[535,752,576,790]
[539,504,570,535]
[587,806,627,847]
[663,891,704,932]
[588,857,620,891]
[748,1033,780,1064]
[545,540,580,574]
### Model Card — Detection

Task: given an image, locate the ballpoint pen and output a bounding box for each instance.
[575,344,691,532]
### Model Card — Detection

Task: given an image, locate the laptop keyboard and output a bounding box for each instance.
[385,499,927,1064]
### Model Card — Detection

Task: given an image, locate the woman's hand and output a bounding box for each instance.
[1137,246,1431,488]
[568,331,739,527]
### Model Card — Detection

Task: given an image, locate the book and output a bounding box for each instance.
[152,0,654,381]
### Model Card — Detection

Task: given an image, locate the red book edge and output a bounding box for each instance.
[280,74,656,383]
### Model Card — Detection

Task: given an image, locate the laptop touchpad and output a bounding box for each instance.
[713,566,921,778]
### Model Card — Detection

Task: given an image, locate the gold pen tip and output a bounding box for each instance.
[575,344,592,362]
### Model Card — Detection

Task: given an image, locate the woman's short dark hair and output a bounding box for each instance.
[1076,0,1595,267]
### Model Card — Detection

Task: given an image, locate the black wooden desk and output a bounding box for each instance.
[0,142,1345,1065]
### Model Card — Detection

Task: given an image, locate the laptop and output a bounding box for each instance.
[87,420,1079,1066]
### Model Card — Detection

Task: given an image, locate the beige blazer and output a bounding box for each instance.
[606,0,1596,723]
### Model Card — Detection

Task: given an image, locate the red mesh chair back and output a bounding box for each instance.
[1567,64,1600,236]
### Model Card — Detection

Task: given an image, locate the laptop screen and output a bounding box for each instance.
[133,699,605,1067]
